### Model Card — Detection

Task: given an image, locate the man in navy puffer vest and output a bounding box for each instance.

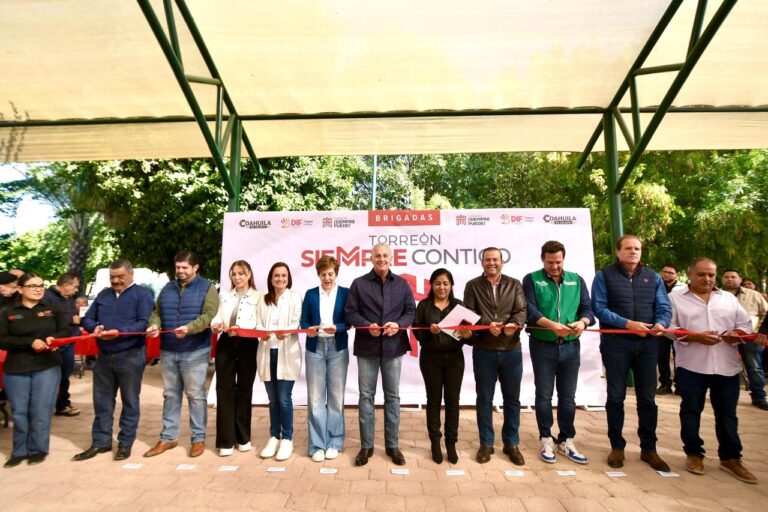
[591,235,672,472]
[144,251,218,458]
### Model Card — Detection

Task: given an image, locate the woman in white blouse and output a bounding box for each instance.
[211,260,262,457]
[256,262,302,461]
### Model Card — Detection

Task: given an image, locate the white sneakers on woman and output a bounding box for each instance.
[324,448,339,460]
[219,447,234,457]
[311,450,326,462]
[237,442,252,452]
[275,440,293,461]
[260,437,280,458]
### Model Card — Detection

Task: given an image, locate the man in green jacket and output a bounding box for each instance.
[523,241,594,465]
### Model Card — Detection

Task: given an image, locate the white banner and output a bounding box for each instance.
[210,208,605,408]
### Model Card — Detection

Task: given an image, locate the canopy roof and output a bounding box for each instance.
[1,0,766,162]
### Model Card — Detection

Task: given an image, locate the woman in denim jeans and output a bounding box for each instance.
[300,255,350,462]
[256,262,302,461]
[0,273,69,468]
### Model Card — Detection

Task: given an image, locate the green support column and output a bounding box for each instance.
[603,112,624,245]
[228,117,242,212]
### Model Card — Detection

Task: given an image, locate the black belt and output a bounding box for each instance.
[532,336,577,345]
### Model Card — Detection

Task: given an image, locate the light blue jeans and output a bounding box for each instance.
[4,365,61,458]
[357,355,403,449]
[306,337,349,454]
[159,347,209,443]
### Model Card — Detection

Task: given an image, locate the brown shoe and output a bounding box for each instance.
[189,441,205,457]
[354,447,374,466]
[607,449,625,468]
[476,445,494,464]
[685,455,704,475]
[502,444,525,466]
[640,450,670,472]
[385,447,406,466]
[720,459,757,484]
[143,440,178,458]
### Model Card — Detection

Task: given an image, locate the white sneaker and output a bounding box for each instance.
[219,447,234,457]
[539,437,556,464]
[275,439,294,461]
[260,437,280,458]
[558,438,588,464]
[311,450,326,462]
[237,442,252,452]
[324,448,339,460]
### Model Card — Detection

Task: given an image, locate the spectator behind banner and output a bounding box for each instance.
[591,235,673,472]
[74,259,153,462]
[210,260,262,457]
[721,268,768,411]
[144,251,218,459]
[666,258,757,484]
[657,262,684,396]
[0,273,69,468]
[44,272,81,418]
[0,271,19,308]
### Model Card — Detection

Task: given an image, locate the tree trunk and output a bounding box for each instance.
[66,213,95,295]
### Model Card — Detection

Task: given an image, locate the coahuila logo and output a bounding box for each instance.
[563,280,578,286]
[239,219,271,229]
[535,280,549,287]
[543,214,576,225]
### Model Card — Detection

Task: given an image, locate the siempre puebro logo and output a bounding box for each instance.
[239,219,271,229]
[368,210,441,227]
[543,214,576,225]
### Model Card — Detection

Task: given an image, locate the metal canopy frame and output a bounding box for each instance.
[0,1,742,227]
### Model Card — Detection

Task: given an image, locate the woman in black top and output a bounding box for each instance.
[0,273,69,468]
[413,268,472,464]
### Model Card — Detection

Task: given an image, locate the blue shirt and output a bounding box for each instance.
[83,284,154,353]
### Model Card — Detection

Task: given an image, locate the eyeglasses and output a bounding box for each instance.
[22,284,45,290]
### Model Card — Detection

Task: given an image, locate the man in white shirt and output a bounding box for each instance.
[667,258,756,484]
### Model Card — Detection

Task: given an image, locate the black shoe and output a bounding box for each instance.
[503,444,525,466]
[655,386,672,396]
[752,401,768,411]
[72,446,112,461]
[430,440,443,464]
[446,442,458,464]
[4,456,26,468]
[354,447,374,466]
[476,444,494,463]
[114,446,132,461]
[385,447,406,466]
[27,453,47,465]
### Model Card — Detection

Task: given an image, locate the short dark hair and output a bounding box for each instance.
[174,251,200,266]
[661,262,679,273]
[615,235,641,250]
[688,257,716,272]
[540,240,565,259]
[480,247,502,260]
[109,259,134,272]
[56,272,79,286]
[427,268,455,302]
[722,268,740,276]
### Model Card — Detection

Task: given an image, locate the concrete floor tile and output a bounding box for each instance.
[519,496,568,512]
[325,493,368,512]
[404,494,446,512]
[366,494,406,512]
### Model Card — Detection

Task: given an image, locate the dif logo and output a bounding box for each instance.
[281,218,304,229]
[500,214,524,224]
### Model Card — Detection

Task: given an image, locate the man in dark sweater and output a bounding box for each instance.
[74,259,154,461]
[44,272,81,417]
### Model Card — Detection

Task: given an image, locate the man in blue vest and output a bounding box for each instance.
[523,241,594,465]
[592,235,672,471]
[144,251,218,458]
[74,259,154,461]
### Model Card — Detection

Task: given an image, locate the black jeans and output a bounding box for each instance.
[215,334,258,448]
[419,350,464,443]
[677,367,742,460]
[657,337,675,389]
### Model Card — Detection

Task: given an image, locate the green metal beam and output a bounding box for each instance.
[689,0,708,54]
[577,0,683,168]
[614,0,737,193]
[136,0,235,198]
[633,63,684,76]
[228,117,242,212]
[612,105,634,150]
[162,0,182,69]
[604,112,624,245]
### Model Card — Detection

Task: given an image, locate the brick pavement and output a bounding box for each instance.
[1,364,766,511]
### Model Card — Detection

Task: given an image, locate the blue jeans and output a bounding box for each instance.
[473,348,523,446]
[264,348,295,440]
[529,338,580,442]
[56,343,75,412]
[357,354,403,449]
[92,345,145,448]
[306,338,349,454]
[160,347,209,443]
[738,342,765,403]
[677,367,742,460]
[4,365,61,458]
[600,336,658,451]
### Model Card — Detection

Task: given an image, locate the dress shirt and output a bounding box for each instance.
[668,287,753,376]
[318,285,338,338]
[733,286,768,331]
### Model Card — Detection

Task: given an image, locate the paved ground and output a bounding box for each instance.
[1,364,766,511]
